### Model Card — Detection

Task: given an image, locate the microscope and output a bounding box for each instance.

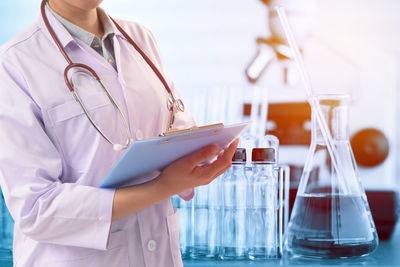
[245,0,315,85]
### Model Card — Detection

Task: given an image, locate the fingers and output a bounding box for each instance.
[183,144,220,167]
[198,139,239,178]
[212,167,230,181]
[198,169,227,187]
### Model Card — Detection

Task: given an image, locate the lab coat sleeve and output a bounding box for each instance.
[0,59,115,250]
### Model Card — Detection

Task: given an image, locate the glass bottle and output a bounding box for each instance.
[171,195,193,259]
[182,198,194,259]
[191,185,209,259]
[248,148,279,260]
[286,94,379,258]
[220,148,247,260]
[206,178,221,259]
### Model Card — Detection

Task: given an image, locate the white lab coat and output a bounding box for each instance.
[0,6,194,267]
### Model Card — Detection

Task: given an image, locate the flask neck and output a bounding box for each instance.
[312,95,350,143]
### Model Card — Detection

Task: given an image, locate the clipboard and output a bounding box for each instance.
[99,121,250,188]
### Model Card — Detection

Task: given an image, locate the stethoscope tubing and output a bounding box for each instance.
[40,0,183,150]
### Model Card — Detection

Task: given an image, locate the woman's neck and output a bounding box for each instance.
[48,0,104,38]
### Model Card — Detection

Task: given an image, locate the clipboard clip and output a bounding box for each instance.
[159,123,224,137]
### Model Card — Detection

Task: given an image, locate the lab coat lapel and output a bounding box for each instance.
[112,35,134,132]
[37,6,75,50]
[70,38,133,139]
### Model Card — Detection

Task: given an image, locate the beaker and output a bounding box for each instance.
[285,94,378,258]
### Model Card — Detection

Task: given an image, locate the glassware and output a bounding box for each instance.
[191,185,209,259]
[239,134,257,179]
[248,148,281,260]
[171,195,193,259]
[206,178,221,259]
[285,94,379,258]
[182,198,194,259]
[220,148,247,260]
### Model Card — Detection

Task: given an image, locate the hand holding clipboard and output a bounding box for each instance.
[99,122,250,188]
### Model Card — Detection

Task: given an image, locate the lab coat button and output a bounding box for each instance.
[136,129,143,140]
[147,240,156,252]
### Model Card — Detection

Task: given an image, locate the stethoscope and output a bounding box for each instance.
[40,0,185,151]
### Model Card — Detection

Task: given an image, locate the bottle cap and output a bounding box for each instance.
[232,148,246,163]
[252,148,275,163]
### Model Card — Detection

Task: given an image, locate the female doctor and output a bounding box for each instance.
[0,0,238,266]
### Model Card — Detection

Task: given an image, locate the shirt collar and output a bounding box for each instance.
[38,4,123,49]
[97,7,118,39]
[48,4,117,47]
[97,8,127,41]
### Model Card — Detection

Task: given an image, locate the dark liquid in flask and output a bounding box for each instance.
[286,194,378,258]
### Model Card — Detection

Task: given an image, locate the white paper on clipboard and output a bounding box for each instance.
[98,122,250,188]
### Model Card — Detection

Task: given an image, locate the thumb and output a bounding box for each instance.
[183,145,220,167]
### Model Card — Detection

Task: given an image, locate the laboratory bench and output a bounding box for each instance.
[1,236,399,267]
[182,190,399,266]
[183,221,400,267]
[1,226,399,267]
[183,227,400,267]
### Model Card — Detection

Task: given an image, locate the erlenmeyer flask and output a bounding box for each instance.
[286,94,378,258]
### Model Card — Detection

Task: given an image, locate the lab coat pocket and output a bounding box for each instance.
[167,208,183,267]
[43,230,129,267]
[48,92,111,123]
[47,91,117,172]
